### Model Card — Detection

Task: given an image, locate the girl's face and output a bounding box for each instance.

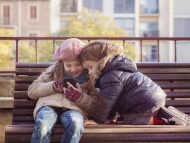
[83,60,99,80]
[64,61,84,77]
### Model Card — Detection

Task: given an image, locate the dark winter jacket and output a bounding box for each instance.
[93,47,167,123]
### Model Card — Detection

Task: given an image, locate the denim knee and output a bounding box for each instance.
[60,110,84,131]
[31,106,58,143]
[60,110,84,143]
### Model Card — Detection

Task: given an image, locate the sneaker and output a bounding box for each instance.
[156,106,190,126]
[168,106,190,126]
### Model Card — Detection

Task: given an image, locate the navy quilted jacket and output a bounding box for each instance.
[93,53,166,123]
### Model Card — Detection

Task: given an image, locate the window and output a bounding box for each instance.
[114,0,134,13]
[60,0,77,13]
[83,0,103,12]
[139,0,158,14]
[174,18,190,37]
[143,45,158,62]
[140,22,158,37]
[174,0,190,14]
[115,18,134,36]
[3,5,10,25]
[151,46,157,61]
[30,6,37,19]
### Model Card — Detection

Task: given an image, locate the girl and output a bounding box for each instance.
[72,40,189,126]
[28,38,98,143]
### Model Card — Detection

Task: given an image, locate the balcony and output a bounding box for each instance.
[141,30,159,37]
[60,2,77,13]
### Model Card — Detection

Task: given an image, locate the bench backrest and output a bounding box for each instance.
[13,62,190,125]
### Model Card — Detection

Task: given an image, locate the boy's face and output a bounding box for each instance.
[64,60,84,77]
[83,60,99,80]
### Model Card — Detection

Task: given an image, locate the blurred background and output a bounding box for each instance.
[0,0,190,72]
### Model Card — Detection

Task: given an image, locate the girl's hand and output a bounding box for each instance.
[52,81,64,93]
[65,83,82,102]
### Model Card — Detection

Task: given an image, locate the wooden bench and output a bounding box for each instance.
[5,62,190,143]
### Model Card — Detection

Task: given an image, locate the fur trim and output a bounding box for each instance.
[97,44,124,78]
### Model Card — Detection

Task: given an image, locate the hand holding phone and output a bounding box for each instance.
[63,78,76,88]
[52,81,64,93]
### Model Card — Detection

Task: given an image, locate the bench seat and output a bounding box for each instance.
[5,62,190,142]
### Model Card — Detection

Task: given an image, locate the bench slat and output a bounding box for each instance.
[15,76,38,83]
[14,100,36,108]
[14,83,190,91]
[16,68,45,75]
[13,91,190,99]
[14,91,30,99]
[13,99,190,109]
[13,109,33,116]
[139,68,190,74]
[5,125,190,142]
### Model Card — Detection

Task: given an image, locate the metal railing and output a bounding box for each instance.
[1,36,190,74]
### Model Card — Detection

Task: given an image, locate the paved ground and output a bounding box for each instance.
[0,110,12,143]
[0,78,14,143]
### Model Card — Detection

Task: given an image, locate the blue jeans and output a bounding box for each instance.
[31,106,84,143]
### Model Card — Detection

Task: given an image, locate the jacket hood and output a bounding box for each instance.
[97,45,137,78]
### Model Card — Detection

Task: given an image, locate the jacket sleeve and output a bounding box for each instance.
[93,73,124,123]
[75,87,99,117]
[27,66,56,100]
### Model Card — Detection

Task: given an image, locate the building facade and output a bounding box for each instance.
[0,0,189,62]
[0,0,50,37]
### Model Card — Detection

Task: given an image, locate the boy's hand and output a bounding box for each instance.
[52,81,64,93]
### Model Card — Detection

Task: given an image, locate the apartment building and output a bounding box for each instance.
[0,0,50,37]
[82,0,174,62]
[173,0,190,62]
[0,0,189,62]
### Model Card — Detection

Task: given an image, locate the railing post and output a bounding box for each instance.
[35,40,37,62]
[140,40,142,62]
[157,40,160,62]
[174,40,177,62]
[16,40,18,62]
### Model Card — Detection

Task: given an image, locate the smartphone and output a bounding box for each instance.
[64,78,76,88]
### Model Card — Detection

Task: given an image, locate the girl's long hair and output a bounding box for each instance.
[49,60,64,81]
[80,41,112,88]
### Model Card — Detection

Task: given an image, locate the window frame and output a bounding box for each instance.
[28,4,39,21]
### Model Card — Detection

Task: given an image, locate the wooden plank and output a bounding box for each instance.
[14,82,190,92]
[13,109,33,116]
[166,100,190,107]
[138,68,190,74]
[160,83,190,89]
[12,116,34,123]
[16,62,52,68]
[5,134,190,143]
[166,91,190,98]
[14,91,190,100]
[5,125,190,134]
[145,74,190,81]
[14,100,36,108]
[136,62,190,68]
[16,68,46,75]
[15,84,29,91]
[14,91,29,99]
[15,76,38,83]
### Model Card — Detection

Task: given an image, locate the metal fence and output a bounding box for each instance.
[1,36,190,74]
